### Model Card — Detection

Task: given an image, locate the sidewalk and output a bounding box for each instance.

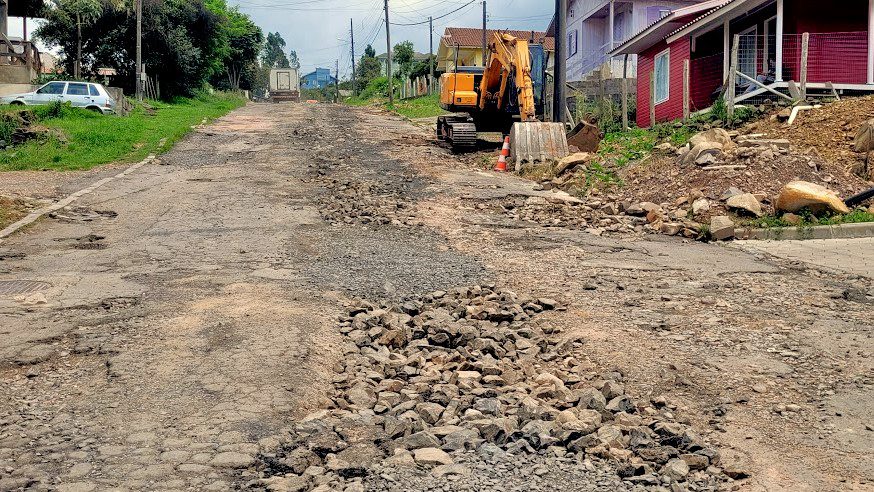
[735,237,874,277]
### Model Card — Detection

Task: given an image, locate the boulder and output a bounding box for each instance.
[726,193,764,217]
[689,128,733,150]
[691,198,711,215]
[710,216,735,241]
[775,181,850,215]
[555,152,593,176]
[720,187,744,201]
[661,458,690,480]
[681,142,723,166]
[413,447,453,466]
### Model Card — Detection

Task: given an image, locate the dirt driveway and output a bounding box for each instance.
[0,103,870,492]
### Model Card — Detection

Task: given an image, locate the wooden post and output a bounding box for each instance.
[682,59,690,121]
[727,34,739,119]
[649,69,656,128]
[800,32,809,100]
[621,54,629,130]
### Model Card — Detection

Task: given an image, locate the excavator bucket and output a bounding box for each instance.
[509,122,570,170]
[567,119,604,153]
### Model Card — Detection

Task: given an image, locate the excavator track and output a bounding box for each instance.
[437,116,477,153]
[447,122,477,152]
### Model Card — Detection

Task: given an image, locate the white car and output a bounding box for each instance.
[0,81,117,114]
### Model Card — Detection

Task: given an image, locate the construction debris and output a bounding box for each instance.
[250,286,732,491]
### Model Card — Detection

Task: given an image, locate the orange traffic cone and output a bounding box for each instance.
[494,136,510,172]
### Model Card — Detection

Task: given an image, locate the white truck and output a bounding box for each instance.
[269,68,300,103]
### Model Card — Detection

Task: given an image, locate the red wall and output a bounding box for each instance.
[690,53,723,111]
[637,37,691,128]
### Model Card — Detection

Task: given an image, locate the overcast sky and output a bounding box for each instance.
[230,0,555,78]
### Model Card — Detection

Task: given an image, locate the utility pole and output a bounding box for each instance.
[481,1,487,66]
[384,0,393,105]
[429,16,434,85]
[135,0,143,102]
[335,59,340,102]
[553,0,566,124]
[350,18,356,96]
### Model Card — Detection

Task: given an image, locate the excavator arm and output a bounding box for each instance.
[479,33,538,122]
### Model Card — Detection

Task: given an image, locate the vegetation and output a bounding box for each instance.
[388,94,446,119]
[355,44,383,94]
[0,93,245,172]
[36,0,263,98]
[747,208,874,229]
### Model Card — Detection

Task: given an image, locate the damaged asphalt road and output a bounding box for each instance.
[0,103,871,492]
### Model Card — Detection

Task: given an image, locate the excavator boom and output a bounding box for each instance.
[438,32,572,163]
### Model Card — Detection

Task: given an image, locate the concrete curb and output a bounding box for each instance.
[736,222,874,240]
[0,155,156,244]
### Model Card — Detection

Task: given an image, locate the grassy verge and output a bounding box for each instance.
[387,94,447,119]
[0,92,245,172]
[345,93,446,119]
[747,208,874,229]
[0,196,29,230]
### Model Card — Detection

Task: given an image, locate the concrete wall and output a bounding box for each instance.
[0,65,36,85]
[0,83,37,96]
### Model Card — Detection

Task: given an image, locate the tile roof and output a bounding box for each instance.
[442,27,555,51]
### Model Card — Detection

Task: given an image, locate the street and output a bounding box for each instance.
[0,103,871,492]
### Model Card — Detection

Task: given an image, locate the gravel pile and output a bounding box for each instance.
[317,178,418,227]
[495,195,648,237]
[242,285,735,491]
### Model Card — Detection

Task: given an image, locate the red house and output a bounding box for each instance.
[612,0,874,127]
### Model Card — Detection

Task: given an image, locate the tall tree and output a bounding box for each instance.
[262,32,289,69]
[42,0,103,79]
[288,49,300,70]
[392,40,414,79]
[37,0,247,98]
[364,44,376,58]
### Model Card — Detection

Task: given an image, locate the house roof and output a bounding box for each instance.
[441,27,555,51]
[665,0,772,43]
[611,0,732,55]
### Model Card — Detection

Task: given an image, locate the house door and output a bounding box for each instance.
[278,72,291,91]
[737,27,758,79]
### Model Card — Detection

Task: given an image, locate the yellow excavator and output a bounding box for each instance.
[437,32,569,163]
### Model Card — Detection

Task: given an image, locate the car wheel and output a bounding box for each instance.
[9,101,24,106]
[86,106,103,113]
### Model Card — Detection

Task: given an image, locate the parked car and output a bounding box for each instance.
[0,81,117,114]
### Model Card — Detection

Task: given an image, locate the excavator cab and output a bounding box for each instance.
[437,33,569,164]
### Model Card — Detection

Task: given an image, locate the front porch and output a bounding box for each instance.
[678,0,874,111]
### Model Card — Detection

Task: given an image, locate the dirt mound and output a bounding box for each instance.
[746,94,874,172]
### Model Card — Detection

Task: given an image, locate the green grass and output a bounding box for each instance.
[386,94,447,119]
[747,208,874,229]
[0,92,245,172]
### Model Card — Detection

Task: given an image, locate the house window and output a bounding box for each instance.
[568,30,579,57]
[646,6,672,24]
[654,49,670,105]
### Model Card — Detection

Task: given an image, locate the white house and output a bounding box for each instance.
[564,0,706,81]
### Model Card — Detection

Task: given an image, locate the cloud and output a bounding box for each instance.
[231,0,553,77]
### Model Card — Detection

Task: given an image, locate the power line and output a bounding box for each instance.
[390,0,477,26]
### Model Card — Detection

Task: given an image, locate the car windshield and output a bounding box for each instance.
[37,82,65,95]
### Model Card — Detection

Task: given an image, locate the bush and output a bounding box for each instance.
[360,77,389,99]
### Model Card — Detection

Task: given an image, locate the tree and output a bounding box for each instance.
[262,32,289,69]
[205,2,263,91]
[356,47,382,91]
[37,0,251,98]
[288,50,300,70]
[392,40,414,79]
[42,0,103,79]
[409,54,436,80]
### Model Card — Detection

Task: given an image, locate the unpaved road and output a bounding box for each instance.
[0,103,871,492]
